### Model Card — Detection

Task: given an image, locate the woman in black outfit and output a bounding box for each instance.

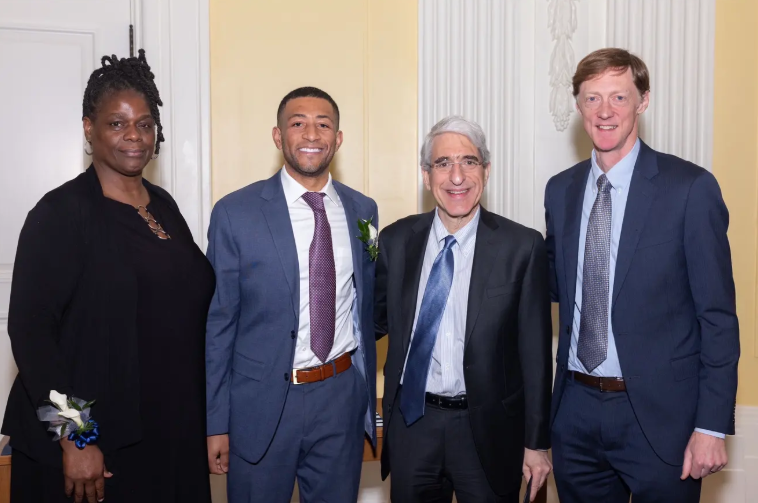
[2,50,214,503]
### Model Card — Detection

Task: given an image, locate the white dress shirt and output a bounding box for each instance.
[402,207,480,397]
[280,167,357,369]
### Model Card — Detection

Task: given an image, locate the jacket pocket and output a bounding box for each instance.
[232,351,266,381]
[671,353,700,381]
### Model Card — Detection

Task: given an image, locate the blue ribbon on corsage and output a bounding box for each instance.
[37,390,99,450]
[67,420,100,449]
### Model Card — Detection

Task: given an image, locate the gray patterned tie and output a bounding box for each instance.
[577,174,612,372]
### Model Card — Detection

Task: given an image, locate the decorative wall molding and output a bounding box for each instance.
[140,0,212,248]
[606,0,715,170]
[418,0,536,225]
[547,0,578,132]
[0,265,11,322]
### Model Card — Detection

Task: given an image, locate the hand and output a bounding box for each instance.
[207,434,230,474]
[681,431,728,480]
[60,440,113,503]
[523,448,552,502]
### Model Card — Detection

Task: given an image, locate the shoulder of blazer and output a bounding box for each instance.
[649,146,709,183]
[480,207,542,246]
[333,179,377,213]
[213,175,274,217]
[380,211,434,244]
[548,158,592,190]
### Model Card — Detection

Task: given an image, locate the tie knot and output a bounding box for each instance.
[302,192,326,211]
[443,235,457,250]
[597,174,612,193]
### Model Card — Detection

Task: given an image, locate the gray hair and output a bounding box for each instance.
[419,115,491,171]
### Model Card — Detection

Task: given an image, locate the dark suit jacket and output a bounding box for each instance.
[375,207,553,495]
[545,141,740,465]
[205,171,379,464]
[1,166,195,465]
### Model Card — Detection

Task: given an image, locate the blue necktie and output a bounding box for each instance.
[400,235,456,426]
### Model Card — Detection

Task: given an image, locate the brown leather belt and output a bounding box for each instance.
[291,352,352,385]
[571,371,626,392]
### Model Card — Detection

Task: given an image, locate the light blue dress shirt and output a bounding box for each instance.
[568,138,723,439]
[401,207,480,397]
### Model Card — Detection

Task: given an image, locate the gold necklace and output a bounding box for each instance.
[136,205,171,240]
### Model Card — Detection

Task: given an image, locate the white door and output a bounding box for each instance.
[0,0,133,436]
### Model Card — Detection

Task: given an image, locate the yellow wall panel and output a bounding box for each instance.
[713,0,758,405]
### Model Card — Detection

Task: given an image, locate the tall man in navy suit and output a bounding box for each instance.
[205,87,378,502]
[545,48,740,503]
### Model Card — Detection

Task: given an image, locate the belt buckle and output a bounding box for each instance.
[292,370,304,385]
[598,378,607,392]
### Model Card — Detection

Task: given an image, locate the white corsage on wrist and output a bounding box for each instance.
[37,390,99,449]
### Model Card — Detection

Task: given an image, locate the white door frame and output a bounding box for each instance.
[135,0,212,248]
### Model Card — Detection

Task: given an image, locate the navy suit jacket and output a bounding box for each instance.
[205,170,378,464]
[545,141,739,465]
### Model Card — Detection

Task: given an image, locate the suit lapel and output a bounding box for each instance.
[334,183,365,309]
[464,208,499,349]
[563,162,591,309]
[401,212,434,356]
[260,171,299,317]
[612,143,659,307]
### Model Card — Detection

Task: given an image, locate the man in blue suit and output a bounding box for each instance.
[205,87,378,502]
[545,48,740,503]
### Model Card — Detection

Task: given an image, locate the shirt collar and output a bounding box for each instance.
[590,137,640,193]
[280,166,341,207]
[431,206,480,258]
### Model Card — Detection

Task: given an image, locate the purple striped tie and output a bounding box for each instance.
[302,192,336,363]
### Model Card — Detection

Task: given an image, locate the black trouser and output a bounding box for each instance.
[388,401,519,503]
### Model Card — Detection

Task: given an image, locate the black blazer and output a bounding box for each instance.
[2,166,195,465]
[375,208,553,495]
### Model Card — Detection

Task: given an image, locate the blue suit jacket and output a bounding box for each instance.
[545,141,739,465]
[205,170,378,463]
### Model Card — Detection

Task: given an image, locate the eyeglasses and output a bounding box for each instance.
[430,159,483,172]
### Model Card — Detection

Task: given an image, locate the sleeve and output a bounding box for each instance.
[518,231,554,450]
[7,199,83,408]
[374,227,389,340]
[205,201,241,436]
[684,171,739,435]
[544,177,559,302]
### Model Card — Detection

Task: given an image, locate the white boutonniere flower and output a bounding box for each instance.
[357,218,379,261]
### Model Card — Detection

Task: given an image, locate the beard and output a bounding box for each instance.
[282,142,334,179]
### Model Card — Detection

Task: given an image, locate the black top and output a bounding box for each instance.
[2,165,214,486]
[101,197,214,499]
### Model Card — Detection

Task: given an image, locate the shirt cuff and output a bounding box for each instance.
[695,428,725,439]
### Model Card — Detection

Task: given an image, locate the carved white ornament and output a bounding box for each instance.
[547,0,578,131]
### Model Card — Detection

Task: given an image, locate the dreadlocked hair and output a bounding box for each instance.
[82,49,165,154]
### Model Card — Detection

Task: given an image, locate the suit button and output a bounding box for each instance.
[291,330,296,339]
[284,373,289,381]
[565,325,570,334]
[397,369,402,377]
